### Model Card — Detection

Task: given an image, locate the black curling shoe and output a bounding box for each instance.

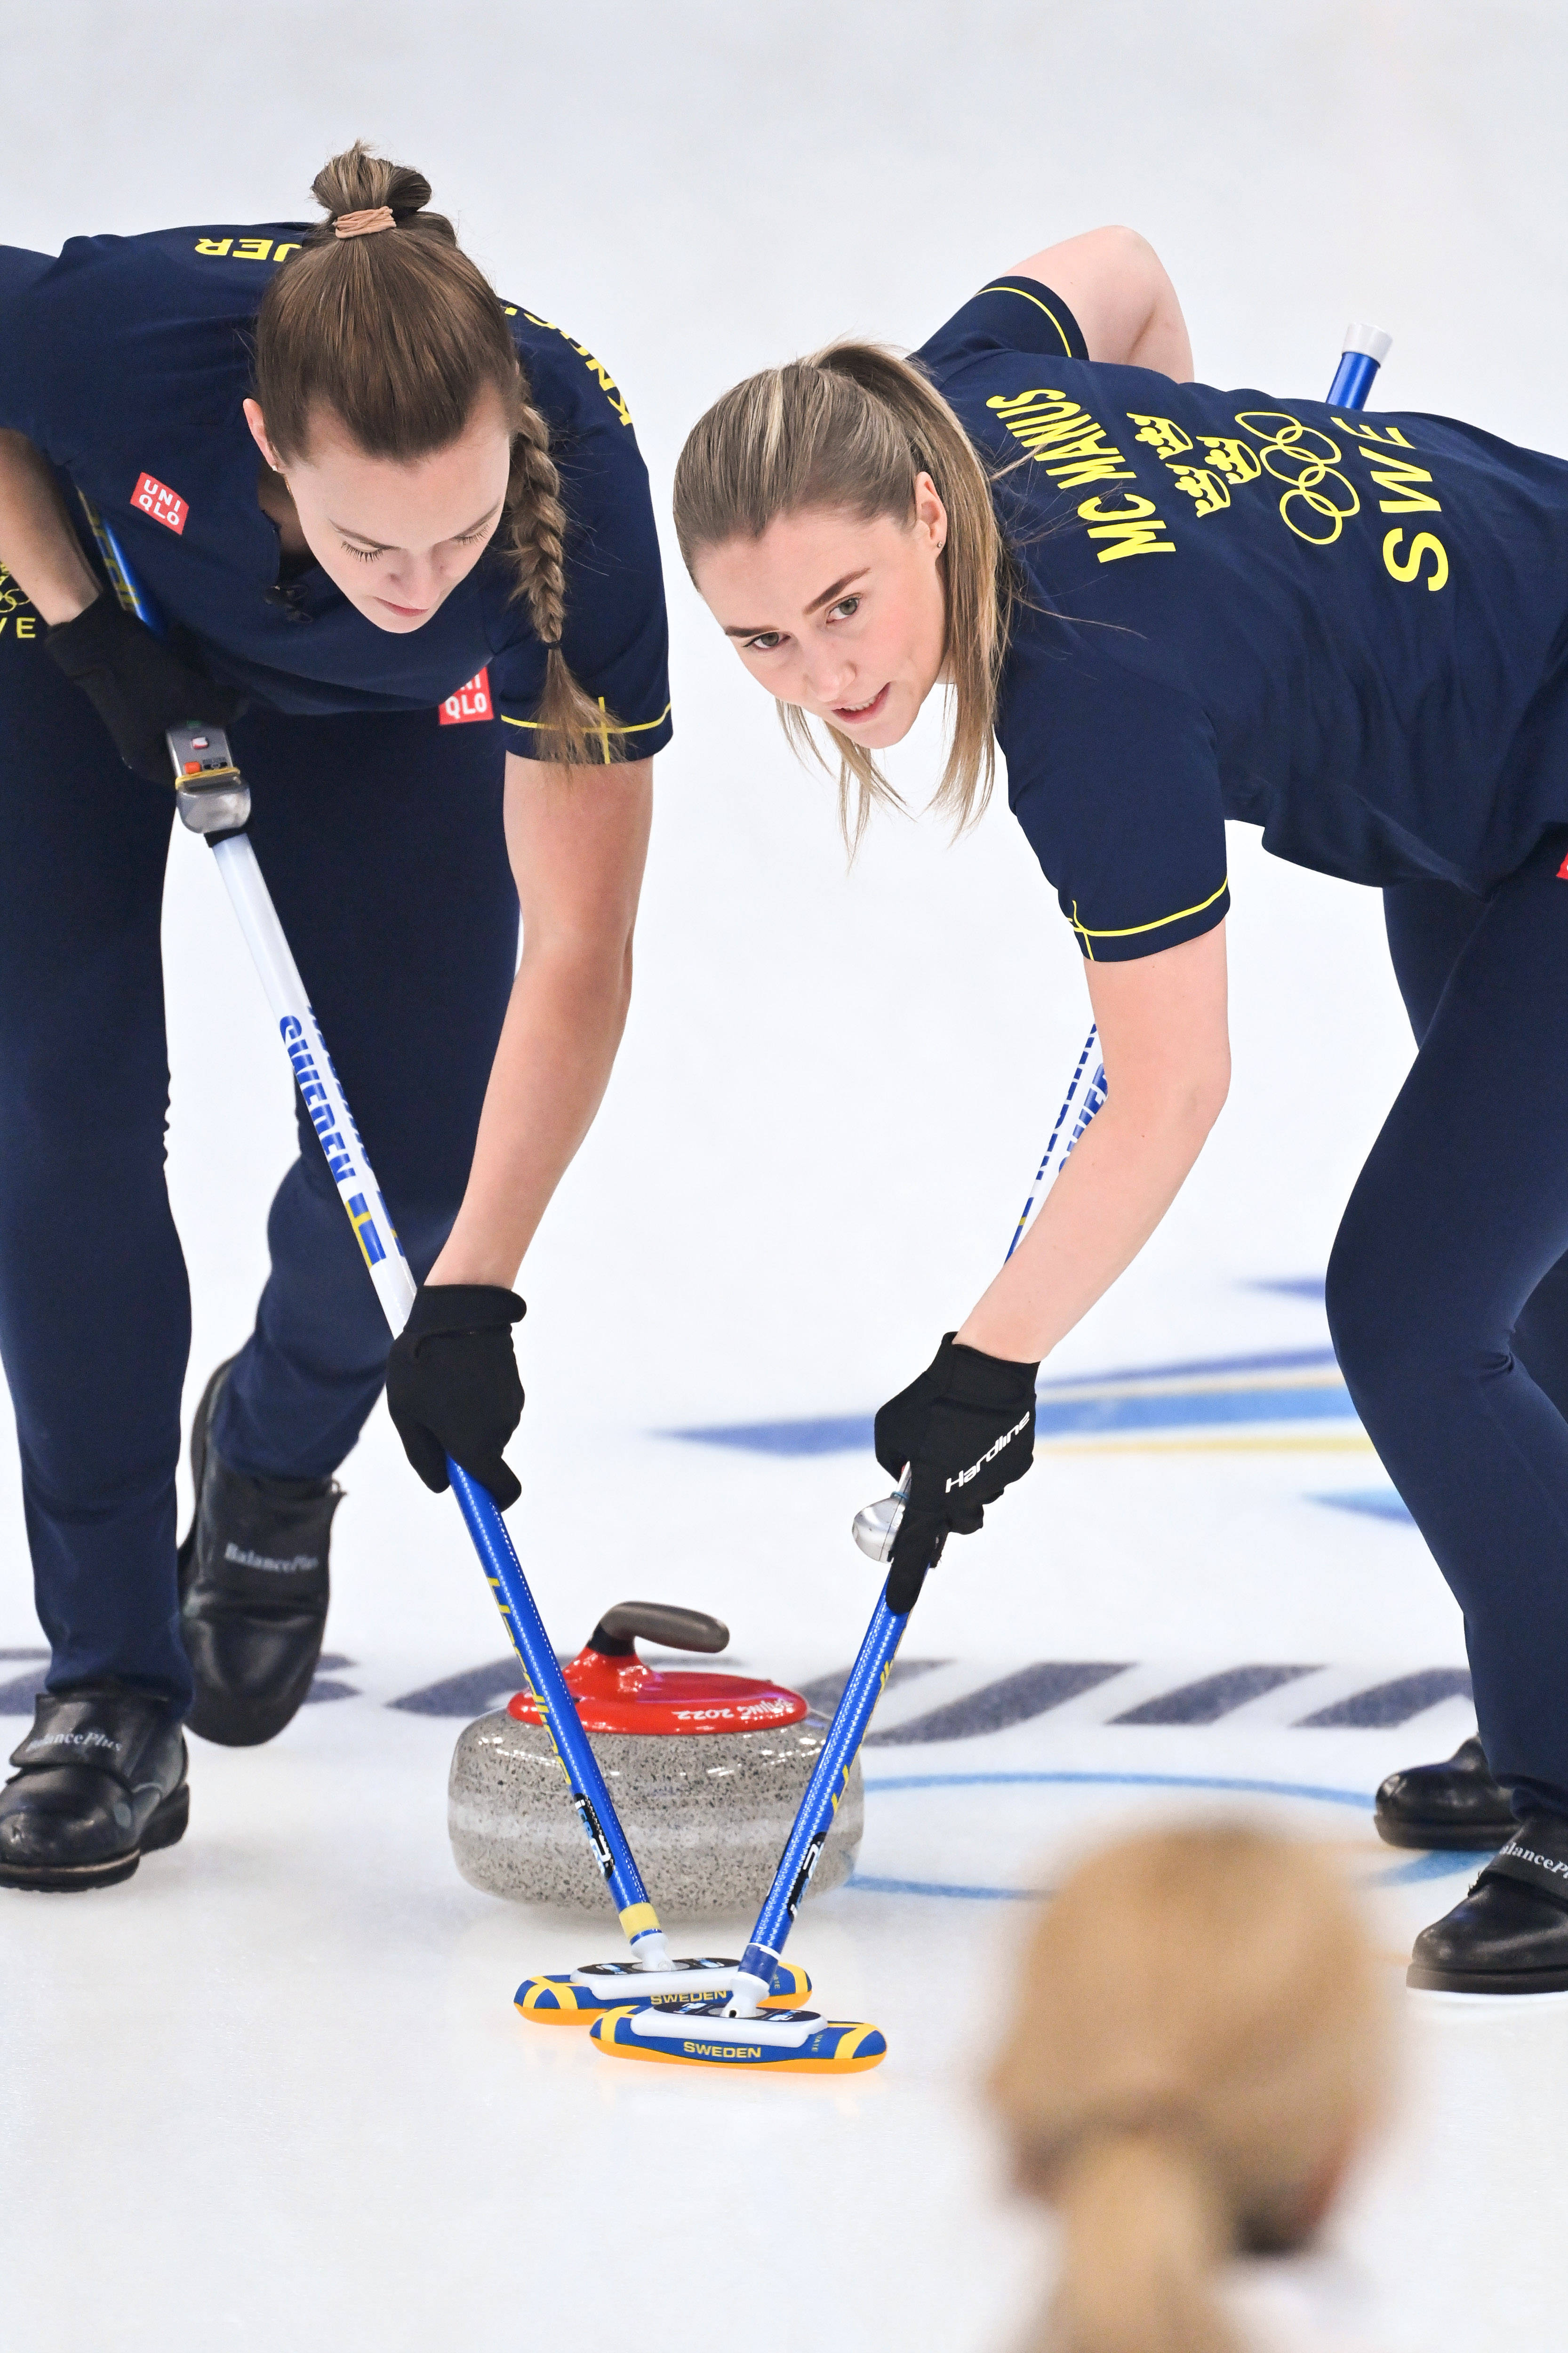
[179,1361,342,1748]
[1408,1812,1568,1992]
[0,1685,188,1891]
[1374,1734,1515,1850]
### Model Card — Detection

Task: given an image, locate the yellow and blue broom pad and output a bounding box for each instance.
[588,2003,887,2072]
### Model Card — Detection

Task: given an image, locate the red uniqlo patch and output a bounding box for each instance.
[130,473,188,534]
[439,668,493,725]
[1558,849,1568,880]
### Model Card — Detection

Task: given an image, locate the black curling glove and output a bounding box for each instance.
[384,1284,526,1509]
[47,593,246,784]
[873,1333,1040,1613]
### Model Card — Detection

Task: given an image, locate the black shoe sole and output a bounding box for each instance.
[184,1678,320,1749]
[0,1781,190,1893]
[1375,1813,1514,1851]
[1407,1954,1568,1993]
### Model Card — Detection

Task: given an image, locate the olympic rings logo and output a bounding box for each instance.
[1235,410,1360,546]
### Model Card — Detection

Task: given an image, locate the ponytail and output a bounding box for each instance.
[673,340,1013,846]
[1042,2124,1236,2353]
[254,142,624,761]
[988,1825,1390,2353]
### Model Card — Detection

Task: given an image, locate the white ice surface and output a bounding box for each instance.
[5,4,1568,2347]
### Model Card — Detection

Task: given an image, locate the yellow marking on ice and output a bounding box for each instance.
[1040,1367,1345,1403]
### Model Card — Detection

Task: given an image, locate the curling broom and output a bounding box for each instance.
[588,318,1393,2073]
[82,507,807,2019]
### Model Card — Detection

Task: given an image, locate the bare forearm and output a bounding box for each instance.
[955,1097,1216,1362]
[428,943,632,1288]
[1122,296,1192,380]
[1118,243,1194,380]
[0,432,101,624]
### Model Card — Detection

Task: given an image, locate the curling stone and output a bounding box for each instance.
[448,1601,862,1915]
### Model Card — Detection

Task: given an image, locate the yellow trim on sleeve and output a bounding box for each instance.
[979,282,1077,356]
[503,700,671,765]
[1070,878,1229,960]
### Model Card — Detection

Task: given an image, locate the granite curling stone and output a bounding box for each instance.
[448,1601,862,1915]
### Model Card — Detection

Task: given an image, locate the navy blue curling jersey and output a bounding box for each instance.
[0,225,672,754]
[916,281,1568,959]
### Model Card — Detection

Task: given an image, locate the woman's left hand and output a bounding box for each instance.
[385,1283,525,1507]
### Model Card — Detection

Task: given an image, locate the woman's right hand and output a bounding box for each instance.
[384,1283,527,1510]
[46,595,246,784]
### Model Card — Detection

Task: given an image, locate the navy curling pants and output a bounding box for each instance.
[1328,833,1568,1819]
[0,613,516,1712]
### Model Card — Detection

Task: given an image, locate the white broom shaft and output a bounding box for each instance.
[209,833,417,1337]
[212,837,669,1959]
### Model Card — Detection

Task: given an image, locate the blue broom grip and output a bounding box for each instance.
[1327,325,1390,413]
[1327,350,1379,409]
[737,1589,909,1984]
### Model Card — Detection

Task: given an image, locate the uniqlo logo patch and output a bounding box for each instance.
[1558,849,1568,880]
[130,473,188,534]
[439,668,493,725]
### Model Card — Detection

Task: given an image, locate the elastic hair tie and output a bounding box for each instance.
[1040,2097,1213,2176]
[334,207,396,240]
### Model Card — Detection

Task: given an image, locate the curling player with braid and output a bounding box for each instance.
[675,226,1568,1995]
[0,145,669,1889]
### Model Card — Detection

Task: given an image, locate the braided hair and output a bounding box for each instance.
[254,142,624,762]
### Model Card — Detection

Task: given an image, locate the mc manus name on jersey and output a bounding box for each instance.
[944,1409,1034,1495]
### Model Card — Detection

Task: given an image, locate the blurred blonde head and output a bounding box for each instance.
[989,1822,1390,2353]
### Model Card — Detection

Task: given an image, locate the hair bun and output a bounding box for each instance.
[309,141,455,244]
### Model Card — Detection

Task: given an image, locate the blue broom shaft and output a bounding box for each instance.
[90,509,667,1955]
[736,1590,908,1985]
[1327,326,1389,413]
[447,1465,655,1921]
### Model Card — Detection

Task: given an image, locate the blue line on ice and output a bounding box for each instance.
[846,1769,1376,1900]
[669,1345,1355,1456]
[862,1769,1374,1806]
